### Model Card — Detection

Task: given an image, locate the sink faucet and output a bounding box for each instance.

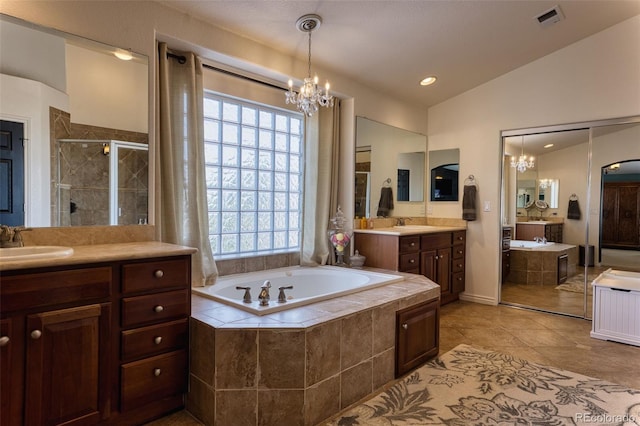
[534,236,547,244]
[0,225,31,248]
[258,280,271,306]
[396,217,410,226]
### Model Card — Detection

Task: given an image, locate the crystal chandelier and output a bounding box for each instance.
[511,136,535,173]
[285,14,334,117]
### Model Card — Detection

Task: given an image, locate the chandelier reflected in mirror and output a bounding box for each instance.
[511,136,535,173]
[285,14,334,117]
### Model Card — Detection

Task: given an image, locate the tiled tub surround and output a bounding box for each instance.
[188,271,440,426]
[509,243,578,285]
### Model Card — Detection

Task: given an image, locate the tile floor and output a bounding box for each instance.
[147,300,640,425]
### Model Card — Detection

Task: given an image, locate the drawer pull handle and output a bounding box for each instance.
[154,336,163,345]
[410,242,415,247]
[402,323,408,330]
[409,259,415,264]
[457,277,463,281]
[0,336,9,346]
[154,270,164,278]
[30,330,42,340]
[458,250,463,255]
[458,236,463,240]
[154,368,162,377]
[435,255,439,260]
[458,263,463,268]
[154,305,164,313]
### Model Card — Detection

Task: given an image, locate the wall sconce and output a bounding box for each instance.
[102,143,110,156]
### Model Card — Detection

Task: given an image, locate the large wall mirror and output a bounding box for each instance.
[0,14,149,228]
[500,117,640,319]
[355,117,426,218]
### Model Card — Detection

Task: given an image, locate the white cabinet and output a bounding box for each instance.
[591,269,640,347]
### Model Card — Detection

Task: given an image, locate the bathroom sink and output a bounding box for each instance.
[0,246,74,261]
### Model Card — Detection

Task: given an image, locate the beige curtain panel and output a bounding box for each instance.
[301,101,341,265]
[156,42,218,286]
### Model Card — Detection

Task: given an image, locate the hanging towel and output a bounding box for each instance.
[462,185,477,221]
[568,199,581,220]
[376,187,394,217]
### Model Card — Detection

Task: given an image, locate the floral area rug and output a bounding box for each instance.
[323,344,640,425]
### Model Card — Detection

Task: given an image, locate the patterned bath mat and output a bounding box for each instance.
[323,344,640,425]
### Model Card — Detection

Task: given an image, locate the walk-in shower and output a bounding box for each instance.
[56,139,148,226]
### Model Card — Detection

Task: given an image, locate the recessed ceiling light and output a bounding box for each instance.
[420,76,437,86]
[544,143,554,148]
[114,48,133,61]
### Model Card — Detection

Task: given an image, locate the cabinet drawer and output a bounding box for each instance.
[399,236,420,253]
[452,271,465,293]
[421,233,450,248]
[1,267,111,312]
[122,290,189,328]
[121,319,188,361]
[122,257,190,294]
[502,227,512,239]
[502,240,511,251]
[452,245,465,259]
[452,258,465,273]
[120,350,188,412]
[452,231,466,245]
[399,252,420,271]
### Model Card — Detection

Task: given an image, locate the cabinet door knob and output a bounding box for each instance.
[154,305,164,313]
[154,368,162,377]
[30,330,42,340]
[402,323,408,330]
[435,255,439,260]
[458,263,463,268]
[410,242,415,247]
[0,336,9,346]
[409,259,415,264]
[154,269,164,278]
[154,336,163,345]
[458,236,463,240]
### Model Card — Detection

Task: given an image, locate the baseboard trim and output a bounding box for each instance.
[459,293,497,305]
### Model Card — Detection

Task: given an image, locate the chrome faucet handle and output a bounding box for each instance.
[236,286,252,303]
[261,280,271,288]
[277,286,294,303]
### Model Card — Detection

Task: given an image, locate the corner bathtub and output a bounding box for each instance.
[192,265,404,315]
[510,239,555,250]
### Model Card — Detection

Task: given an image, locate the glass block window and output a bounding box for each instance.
[204,91,304,257]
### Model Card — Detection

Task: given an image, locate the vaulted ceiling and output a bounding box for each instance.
[159,1,640,108]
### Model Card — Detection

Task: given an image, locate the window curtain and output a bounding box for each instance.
[156,42,218,286]
[301,101,341,265]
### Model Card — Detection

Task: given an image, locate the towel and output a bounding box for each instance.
[568,199,581,220]
[376,187,394,217]
[462,185,477,221]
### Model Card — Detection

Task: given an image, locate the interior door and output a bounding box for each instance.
[0,120,25,226]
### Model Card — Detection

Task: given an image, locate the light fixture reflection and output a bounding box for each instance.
[510,136,535,173]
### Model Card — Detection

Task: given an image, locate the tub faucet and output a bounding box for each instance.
[258,280,271,306]
[277,286,293,303]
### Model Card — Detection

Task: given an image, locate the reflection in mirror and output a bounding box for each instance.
[501,118,640,320]
[428,149,459,202]
[355,117,426,217]
[0,14,149,228]
[538,179,559,208]
[397,152,424,202]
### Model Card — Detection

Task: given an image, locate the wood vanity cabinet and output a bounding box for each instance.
[395,299,439,377]
[0,253,191,426]
[116,256,190,421]
[355,229,466,305]
[0,266,112,426]
[515,222,563,243]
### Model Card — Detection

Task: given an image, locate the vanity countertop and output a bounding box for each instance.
[0,241,197,271]
[354,225,466,236]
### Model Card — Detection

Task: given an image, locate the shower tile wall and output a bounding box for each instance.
[50,107,148,226]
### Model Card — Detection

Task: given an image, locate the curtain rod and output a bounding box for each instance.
[166,51,286,93]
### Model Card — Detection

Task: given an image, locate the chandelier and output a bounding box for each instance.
[285,14,334,117]
[511,136,535,173]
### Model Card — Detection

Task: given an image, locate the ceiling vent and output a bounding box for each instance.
[535,5,564,27]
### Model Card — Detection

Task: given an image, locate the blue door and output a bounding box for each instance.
[0,120,25,226]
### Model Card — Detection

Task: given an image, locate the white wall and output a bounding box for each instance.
[428,15,640,305]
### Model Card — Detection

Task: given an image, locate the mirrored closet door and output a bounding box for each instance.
[500,117,640,318]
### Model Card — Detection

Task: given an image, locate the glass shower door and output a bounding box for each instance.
[110,141,149,225]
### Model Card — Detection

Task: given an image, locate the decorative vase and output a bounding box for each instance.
[328,205,352,266]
